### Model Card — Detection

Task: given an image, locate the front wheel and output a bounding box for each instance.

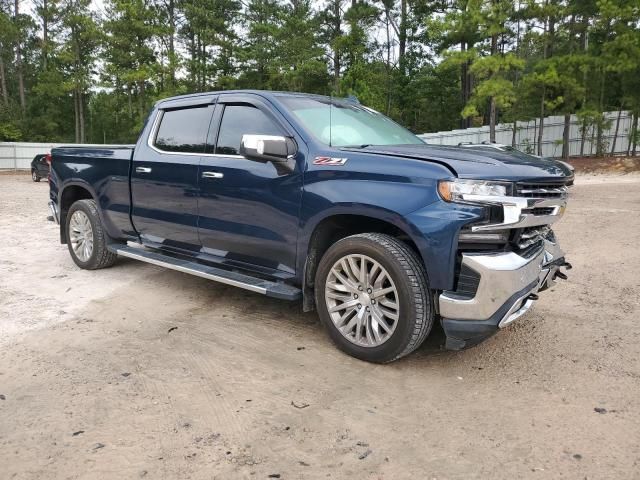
[315,233,434,363]
[65,199,117,270]
[32,169,40,182]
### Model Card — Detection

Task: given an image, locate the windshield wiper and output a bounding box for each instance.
[343,144,373,149]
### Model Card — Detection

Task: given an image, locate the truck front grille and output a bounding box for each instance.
[513,226,552,258]
[524,207,555,216]
[516,182,568,199]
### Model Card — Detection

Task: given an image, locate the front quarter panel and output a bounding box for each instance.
[299,151,477,289]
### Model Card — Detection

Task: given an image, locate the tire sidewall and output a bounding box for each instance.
[66,201,99,269]
[315,237,424,363]
[32,170,39,182]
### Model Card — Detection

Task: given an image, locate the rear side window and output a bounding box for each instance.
[216,105,282,155]
[154,106,211,153]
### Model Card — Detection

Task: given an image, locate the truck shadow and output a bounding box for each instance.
[123,259,456,362]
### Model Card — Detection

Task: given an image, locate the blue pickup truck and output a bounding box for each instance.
[49,90,572,363]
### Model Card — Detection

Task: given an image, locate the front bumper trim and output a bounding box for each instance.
[439,237,569,350]
[498,293,535,328]
[439,247,545,321]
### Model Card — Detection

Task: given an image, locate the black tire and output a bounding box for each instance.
[65,199,117,270]
[32,169,40,182]
[315,233,434,363]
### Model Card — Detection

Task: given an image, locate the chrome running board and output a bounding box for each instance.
[108,244,301,301]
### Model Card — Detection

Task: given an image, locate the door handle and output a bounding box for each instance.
[202,171,224,179]
[136,167,152,173]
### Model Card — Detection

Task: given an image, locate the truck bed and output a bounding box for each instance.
[50,145,136,239]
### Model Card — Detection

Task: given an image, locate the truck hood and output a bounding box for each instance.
[356,144,574,182]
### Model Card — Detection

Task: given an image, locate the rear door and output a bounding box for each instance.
[131,102,214,252]
[197,94,303,274]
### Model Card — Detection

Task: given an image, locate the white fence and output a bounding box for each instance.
[0,142,134,170]
[418,110,635,158]
[0,142,70,170]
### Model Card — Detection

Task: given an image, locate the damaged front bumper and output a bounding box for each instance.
[439,236,571,350]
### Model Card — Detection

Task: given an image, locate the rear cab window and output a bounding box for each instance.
[154,106,211,154]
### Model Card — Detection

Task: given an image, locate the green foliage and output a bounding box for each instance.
[0,0,637,145]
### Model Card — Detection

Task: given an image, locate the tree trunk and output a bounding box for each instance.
[512,120,517,148]
[489,31,498,142]
[460,42,469,129]
[201,40,206,90]
[14,0,26,113]
[596,71,606,156]
[460,43,466,129]
[610,107,623,156]
[0,53,7,106]
[632,113,638,156]
[127,86,133,119]
[43,0,48,70]
[562,113,571,159]
[332,0,341,91]
[627,112,635,156]
[189,31,196,88]
[538,86,546,156]
[399,0,407,75]
[74,89,80,143]
[139,80,145,121]
[79,89,85,143]
[489,97,496,142]
[384,9,391,115]
[168,0,175,88]
[580,119,586,157]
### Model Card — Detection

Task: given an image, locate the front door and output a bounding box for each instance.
[131,103,214,252]
[197,95,303,274]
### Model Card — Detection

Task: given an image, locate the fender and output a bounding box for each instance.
[57,180,101,241]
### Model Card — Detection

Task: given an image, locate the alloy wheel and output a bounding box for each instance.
[69,210,94,262]
[324,254,400,347]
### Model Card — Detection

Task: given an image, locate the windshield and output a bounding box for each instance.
[280,96,425,147]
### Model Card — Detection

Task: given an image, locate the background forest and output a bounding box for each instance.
[0,0,639,158]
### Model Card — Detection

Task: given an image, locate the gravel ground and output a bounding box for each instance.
[0,172,639,479]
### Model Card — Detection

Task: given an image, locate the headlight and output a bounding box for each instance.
[438,179,511,203]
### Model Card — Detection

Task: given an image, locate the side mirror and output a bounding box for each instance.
[240,134,297,164]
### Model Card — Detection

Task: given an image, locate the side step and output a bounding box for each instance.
[109,244,301,301]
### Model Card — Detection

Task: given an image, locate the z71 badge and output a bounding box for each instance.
[313,156,348,166]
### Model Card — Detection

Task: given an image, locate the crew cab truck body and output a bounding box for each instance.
[49,90,573,363]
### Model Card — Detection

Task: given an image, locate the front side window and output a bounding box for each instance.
[216,105,282,155]
[280,96,424,148]
[154,106,210,153]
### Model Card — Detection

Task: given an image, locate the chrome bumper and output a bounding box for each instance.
[439,238,567,329]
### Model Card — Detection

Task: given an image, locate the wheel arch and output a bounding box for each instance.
[58,182,99,244]
[300,210,426,312]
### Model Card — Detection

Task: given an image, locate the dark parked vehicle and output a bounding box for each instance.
[31,153,51,182]
[48,90,573,363]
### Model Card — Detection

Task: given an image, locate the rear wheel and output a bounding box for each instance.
[65,199,117,270]
[31,169,40,182]
[315,233,433,363]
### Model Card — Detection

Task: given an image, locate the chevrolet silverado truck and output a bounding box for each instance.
[48,90,572,363]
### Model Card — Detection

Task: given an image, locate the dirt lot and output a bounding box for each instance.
[1,173,639,480]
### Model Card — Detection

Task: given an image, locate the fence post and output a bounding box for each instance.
[14,144,17,171]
